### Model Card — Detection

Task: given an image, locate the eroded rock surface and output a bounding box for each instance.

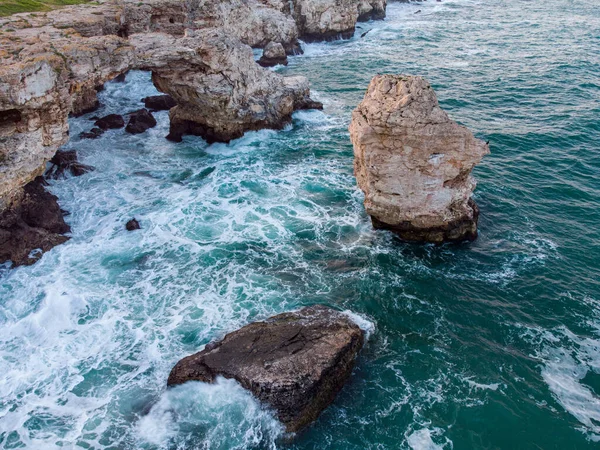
[349,75,489,243]
[168,305,365,432]
[0,177,70,267]
[258,41,288,67]
[46,150,94,179]
[143,94,176,111]
[0,0,385,264]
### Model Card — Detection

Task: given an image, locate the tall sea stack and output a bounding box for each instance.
[349,75,489,243]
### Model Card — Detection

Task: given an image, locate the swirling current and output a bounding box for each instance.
[1,0,599,448]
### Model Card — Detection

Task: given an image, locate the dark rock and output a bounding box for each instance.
[125,109,157,134]
[166,117,242,144]
[94,114,125,130]
[371,199,480,243]
[168,305,364,432]
[0,109,22,126]
[125,218,140,231]
[296,98,324,111]
[79,128,104,140]
[113,72,128,83]
[301,28,356,43]
[284,41,303,56]
[143,95,177,111]
[0,177,70,267]
[47,150,94,179]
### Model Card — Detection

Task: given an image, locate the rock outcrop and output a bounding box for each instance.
[94,114,125,130]
[132,30,315,143]
[290,0,386,42]
[125,108,157,134]
[0,177,70,267]
[168,305,365,432]
[46,150,94,179]
[349,75,489,243]
[142,94,176,111]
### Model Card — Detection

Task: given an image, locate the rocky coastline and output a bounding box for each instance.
[0,0,491,438]
[0,0,387,266]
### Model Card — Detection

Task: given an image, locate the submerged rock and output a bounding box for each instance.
[258,42,288,67]
[349,75,489,243]
[142,94,177,111]
[46,150,94,179]
[168,305,365,432]
[94,114,125,130]
[125,109,157,134]
[0,177,70,267]
[79,128,105,140]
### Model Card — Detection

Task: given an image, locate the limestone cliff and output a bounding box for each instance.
[0,0,387,265]
[349,75,489,243]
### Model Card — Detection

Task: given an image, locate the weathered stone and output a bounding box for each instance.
[94,114,125,130]
[168,305,364,432]
[349,75,489,243]
[132,30,317,143]
[125,109,157,134]
[142,94,176,111]
[290,0,385,41]
[0,0,381,263]
[0,177,70,267]
[46,150,94,179]
[258,41,288,67]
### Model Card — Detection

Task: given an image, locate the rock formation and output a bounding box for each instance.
[168,305,364,432]
[125,109,157,134]
[131,30,315,143]
[290,0,386,41]
[46,150,94,179]
[142,94,176,111]
[94,114,125,130]
[0,177,70,267]
[125,218,140,231]
[0,0,386,265]
[349,75,489,243]
[258,42,289,67]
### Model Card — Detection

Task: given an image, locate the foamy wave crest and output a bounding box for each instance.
[136,378,283,449]
[406,427,450,450]
[342,310,376,340]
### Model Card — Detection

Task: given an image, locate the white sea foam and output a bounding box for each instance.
[342,310,376,340]
[406,428,446,450]
[136,378,283,449]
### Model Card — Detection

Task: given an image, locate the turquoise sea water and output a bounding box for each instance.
[1,0,600,448]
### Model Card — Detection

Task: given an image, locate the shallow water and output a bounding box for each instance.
[1,0,600,448]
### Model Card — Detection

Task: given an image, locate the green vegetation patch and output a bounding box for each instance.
[0,0,90,17]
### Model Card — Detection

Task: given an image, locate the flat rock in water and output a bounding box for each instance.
[168,305,365,432]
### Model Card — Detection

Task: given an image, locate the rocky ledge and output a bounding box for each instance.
[168,305,365,432]
[349,75,489,243]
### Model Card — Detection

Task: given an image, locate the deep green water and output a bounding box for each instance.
[1,0,600,448]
